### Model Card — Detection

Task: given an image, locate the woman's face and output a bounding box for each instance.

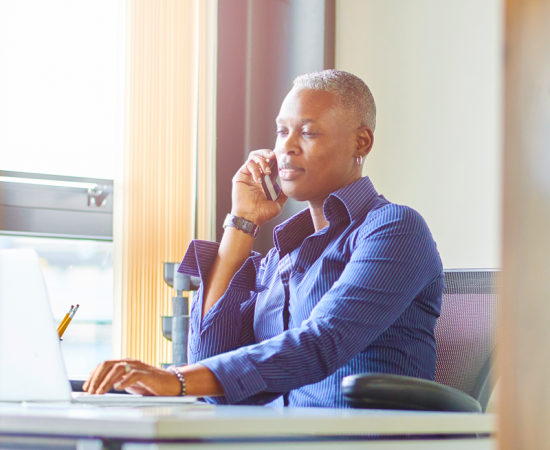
[274,88,372,205]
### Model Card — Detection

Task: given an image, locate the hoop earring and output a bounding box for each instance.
[356,156,363,166]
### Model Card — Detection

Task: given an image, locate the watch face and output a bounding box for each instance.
[223,214,259,238]
[239,218,253,232]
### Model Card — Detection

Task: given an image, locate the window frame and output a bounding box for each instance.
[0,170,113,241]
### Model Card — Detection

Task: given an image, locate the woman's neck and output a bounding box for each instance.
[308,201,329,232]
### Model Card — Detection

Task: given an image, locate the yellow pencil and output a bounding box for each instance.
[57,305,74,337]
[58,304,79,338]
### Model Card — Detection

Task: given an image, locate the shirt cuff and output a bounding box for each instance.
[177,239,265,292]
[199,351,268,404]
[177,240,218,280]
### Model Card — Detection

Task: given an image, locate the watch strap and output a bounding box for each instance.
[223,214,260,238]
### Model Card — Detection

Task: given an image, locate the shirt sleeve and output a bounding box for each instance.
[179,240,286,406]
[177,239,265,361]
[197,206,443,404]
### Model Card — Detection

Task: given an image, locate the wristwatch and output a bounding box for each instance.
[223,214,260,238]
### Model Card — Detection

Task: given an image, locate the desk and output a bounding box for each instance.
[0,403,496,449]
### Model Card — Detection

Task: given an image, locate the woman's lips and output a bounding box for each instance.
[279,168,304,181]
[278,163,304,181]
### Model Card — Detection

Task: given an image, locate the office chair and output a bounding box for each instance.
[342,269,498,413]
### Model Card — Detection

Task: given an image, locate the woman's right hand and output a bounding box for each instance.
[231,149,288,227]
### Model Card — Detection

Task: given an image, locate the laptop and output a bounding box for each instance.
[0,249,196,405]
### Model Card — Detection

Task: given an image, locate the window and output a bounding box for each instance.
[0,236,113,377]
[0,1,122,377]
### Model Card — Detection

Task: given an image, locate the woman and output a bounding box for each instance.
[84,70,444,408]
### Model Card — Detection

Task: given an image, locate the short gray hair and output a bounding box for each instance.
[293,70,376,131]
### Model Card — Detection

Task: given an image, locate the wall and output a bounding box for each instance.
[216,0,334,255]
[336,0,503,269]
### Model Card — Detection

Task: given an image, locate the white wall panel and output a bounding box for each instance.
[336,0,503,269]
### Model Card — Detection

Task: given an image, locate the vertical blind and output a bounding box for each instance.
[121,0,217,366]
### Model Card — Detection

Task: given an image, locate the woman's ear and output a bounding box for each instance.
[355,126,374,158]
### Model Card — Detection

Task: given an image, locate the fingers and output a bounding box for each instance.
[95,361,130,395]
[245,160,264,184]
[248,149,275,162]
[83,358,115,391]
[113,371,156,396]
[246,149,275,184]
[84,360,120,393]
[114,369,181,396]
[82,366,96,391]
[83,359,179,396]
[84,358,142,394]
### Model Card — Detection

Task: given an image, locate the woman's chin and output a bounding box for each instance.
[280,183,309,203]
[284,190,309,203]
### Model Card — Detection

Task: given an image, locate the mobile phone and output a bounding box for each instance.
[261,158,282,201]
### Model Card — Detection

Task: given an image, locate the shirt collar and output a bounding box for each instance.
[273,177,380,256]
[324,176,379,224]
[273,208,314,256]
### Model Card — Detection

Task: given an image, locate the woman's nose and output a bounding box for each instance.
[279,132,300,155]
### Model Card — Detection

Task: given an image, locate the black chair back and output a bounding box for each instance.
[434,269,498,411]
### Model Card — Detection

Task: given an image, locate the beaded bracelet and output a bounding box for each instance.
[167,366,187,396]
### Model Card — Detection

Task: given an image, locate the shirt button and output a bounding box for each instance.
[295,267,304,274]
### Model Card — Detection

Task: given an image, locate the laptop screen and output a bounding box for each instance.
[0,249,72,401]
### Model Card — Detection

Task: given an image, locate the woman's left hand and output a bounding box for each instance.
[82,358,181,396]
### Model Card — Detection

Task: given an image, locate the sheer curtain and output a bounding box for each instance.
[116,0,217,366]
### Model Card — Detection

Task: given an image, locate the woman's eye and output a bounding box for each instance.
[276,129,288,137]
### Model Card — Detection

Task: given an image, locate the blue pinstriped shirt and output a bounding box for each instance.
[179,176,444,408]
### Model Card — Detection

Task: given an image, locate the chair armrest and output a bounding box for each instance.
[341,373,482,413]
